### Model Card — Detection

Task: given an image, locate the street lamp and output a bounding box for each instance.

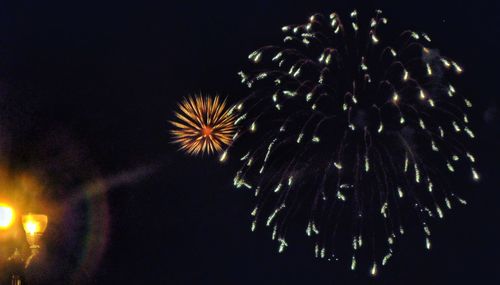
[0,204,48,284]
[0,204,15,230]
[22,214,48,269]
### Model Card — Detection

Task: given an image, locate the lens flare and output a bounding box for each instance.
[170,95,237,155]
[227,10,478,273]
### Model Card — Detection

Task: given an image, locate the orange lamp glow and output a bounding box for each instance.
[22,214,48,248]
[0,203,14,230]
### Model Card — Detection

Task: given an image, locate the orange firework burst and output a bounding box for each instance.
[170,95,237,155]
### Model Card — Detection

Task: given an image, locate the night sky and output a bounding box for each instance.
[0,0,499,284]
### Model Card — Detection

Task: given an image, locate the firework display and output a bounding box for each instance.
[226,10,478,274]
[170,95,237,155]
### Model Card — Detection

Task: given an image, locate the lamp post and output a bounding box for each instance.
[0,204,48,285]
[22,214,48,270]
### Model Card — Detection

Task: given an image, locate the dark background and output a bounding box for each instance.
[0,0,499,284]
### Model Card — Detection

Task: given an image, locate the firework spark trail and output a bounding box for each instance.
[171,95,237,155]
[227,10,478,274]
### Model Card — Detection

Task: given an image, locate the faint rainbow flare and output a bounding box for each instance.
[170,95,237,155]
